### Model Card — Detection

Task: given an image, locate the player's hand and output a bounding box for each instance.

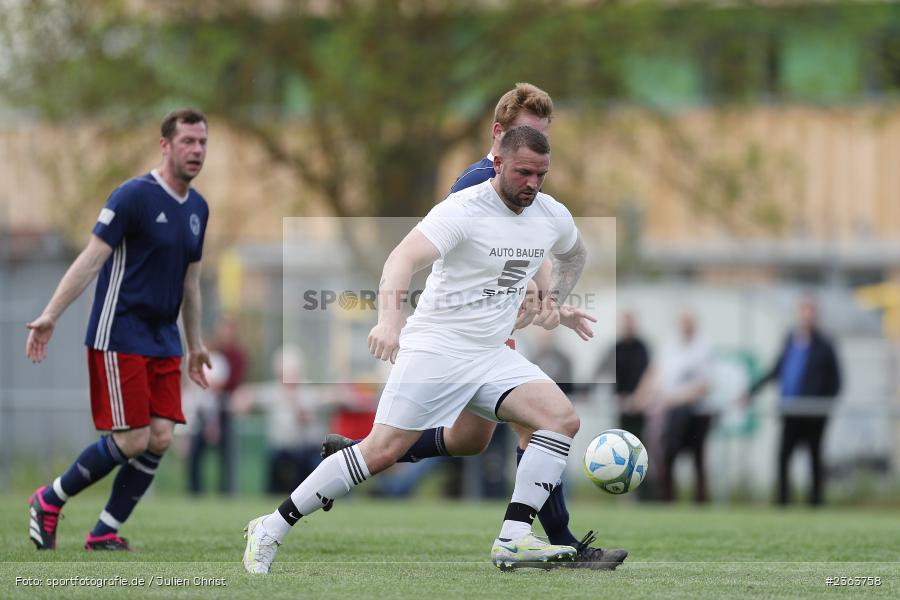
[513,280,541,331]
[368,322,401,363]
[532,293,561,330]
[559,304,597,341]
[188,345,212,389]
[25,314,56,363]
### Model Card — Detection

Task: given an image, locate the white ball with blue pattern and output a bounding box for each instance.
[583,429,649,495]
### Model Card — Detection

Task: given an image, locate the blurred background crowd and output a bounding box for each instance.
[2,0,899,506]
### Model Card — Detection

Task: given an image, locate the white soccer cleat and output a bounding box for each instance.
[491,532,576,571]
[243,516,280,574]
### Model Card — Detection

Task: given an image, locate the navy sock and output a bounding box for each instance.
[91,451,161,537]
[516,445,578,546]
[397,427,449,463]
[42,435,126,508]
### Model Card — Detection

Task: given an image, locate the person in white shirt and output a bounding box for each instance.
[243,126,597,573]
[645,312,713,503]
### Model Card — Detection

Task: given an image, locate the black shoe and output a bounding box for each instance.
[84,532,131,551]
[321,433,355,459]
[570,530,628,570]
[28,486,63,550]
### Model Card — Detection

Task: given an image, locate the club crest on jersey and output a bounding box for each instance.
[190,214,201,236]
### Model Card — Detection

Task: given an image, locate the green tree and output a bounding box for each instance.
[2,0,814,272]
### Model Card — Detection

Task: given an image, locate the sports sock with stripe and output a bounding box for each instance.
[499,430,572,541]
[262,444,370,542]
[516,445,578,546]
[41,435,127,508]
[91,451,161,537]
[396,427,449,463]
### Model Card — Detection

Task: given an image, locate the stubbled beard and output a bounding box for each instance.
[174,163,198,183]
[500,176,534,209]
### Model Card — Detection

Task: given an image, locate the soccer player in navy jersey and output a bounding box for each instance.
[25,108,212,551]
[322,84,626,569]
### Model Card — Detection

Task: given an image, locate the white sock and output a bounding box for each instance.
[498,429,572,541]
[261,445,370,542]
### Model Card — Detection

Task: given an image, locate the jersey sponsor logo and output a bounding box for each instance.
[97,208,116,225]
[489,247,545,259]
[483,259,529,296]
[497,260,529,288]
[190,213,201,236]
[155,211,168,223]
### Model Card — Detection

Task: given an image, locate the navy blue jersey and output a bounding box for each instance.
[449,154,494,193]
[85,170,209,357]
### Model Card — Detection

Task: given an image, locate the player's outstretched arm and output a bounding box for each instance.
[26,234,113,363]
[182,260,211,389]
[368,229,440,364]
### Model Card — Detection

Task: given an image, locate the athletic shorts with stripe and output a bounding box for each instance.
[87,348,184,431]
[374,345,552,431]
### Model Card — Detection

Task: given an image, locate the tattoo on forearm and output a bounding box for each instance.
[549,234,586,304]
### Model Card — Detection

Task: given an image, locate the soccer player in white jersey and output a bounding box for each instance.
[321,82,625,568]
[244,125,591,572]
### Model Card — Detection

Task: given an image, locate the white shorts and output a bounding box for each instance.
[373,345,552,431]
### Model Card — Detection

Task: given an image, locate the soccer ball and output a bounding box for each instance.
[583,429,649,495]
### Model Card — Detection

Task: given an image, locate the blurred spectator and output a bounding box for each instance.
[645,312,713,503]
[596,311,651,436]
[186,317,247,496]
[745,297,841,506]
[184,351,232,495]
[234,346,328,494]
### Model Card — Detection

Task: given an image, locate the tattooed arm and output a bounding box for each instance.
[549,231,587,305]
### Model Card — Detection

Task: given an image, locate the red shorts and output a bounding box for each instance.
[87,349,184,431]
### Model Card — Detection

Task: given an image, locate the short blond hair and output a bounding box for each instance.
[493,83,554,129]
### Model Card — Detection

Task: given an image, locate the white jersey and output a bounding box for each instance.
[401,179,578,358]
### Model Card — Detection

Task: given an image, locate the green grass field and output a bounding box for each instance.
[1,494,899,599]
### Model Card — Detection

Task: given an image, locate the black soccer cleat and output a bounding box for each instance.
[320,433,355,460]
[569,530,628,570]
[28,486,63,550]
[84,532,131,551]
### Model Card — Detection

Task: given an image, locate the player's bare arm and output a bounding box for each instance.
[519,259,595,339]
[182,260,211,389]
[530,258,560,330]
[368,228,441,364]
[533,259,552,293]
[533,231,587,330]
[25,234,113,363]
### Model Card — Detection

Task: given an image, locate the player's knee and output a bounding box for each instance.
[148,429,173,455]
[553,407,581,437]
[360,439,406,475]
[558,410,580,439]
[113,428,151,458]
[454,433,492,457]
